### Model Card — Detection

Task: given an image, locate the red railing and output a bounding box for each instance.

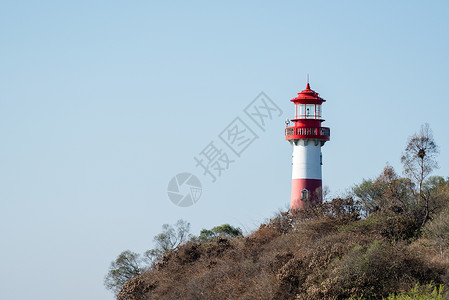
[285,127,330,140]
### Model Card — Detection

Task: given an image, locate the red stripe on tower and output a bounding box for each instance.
[285,82,330,211]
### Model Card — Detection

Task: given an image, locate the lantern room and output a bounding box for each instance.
[291,83,326,121]
[285,83,330,142]
[295,103,322,119]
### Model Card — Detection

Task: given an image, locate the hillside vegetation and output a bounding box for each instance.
[114,176,449,299]
[108,124,449,299]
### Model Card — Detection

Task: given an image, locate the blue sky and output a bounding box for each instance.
[1,1,449,299]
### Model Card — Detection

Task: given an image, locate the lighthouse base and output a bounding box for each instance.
[290,178,322,211]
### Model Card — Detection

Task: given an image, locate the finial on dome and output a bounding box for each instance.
[306,74,310,89]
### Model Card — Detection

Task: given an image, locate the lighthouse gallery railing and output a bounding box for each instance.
[285,127,330,138]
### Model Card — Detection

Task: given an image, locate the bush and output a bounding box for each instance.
[318,241,445,299]
[385,283,445,300]
[422,208,449,258]
[197,224,243,242]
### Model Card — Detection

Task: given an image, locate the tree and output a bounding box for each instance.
[401,123,439,196]
[105,220,192,293]
[352,178,385,216]
[377,165,416,216]
[150,219,192,259]
[197,224,243,242]
[104,250,144,293]
[421,176,449,216]
[141,219,192,267]
[352,165,414,216]
[401,123,439,226]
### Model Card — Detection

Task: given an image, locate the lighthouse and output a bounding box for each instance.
[285,83,330,211]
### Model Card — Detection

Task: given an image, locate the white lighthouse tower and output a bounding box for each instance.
[285,83,330,211]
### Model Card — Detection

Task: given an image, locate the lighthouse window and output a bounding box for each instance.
[316,105,322,118]
[297,104,306,118]
[306,104,315,119]
[301,189,310,201]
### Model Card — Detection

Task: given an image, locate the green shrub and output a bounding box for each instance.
[385,283,445,299]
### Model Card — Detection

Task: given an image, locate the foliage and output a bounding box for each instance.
[353,165,448,235]
[385,283,445,299]
[105,219,191,293]
[423,208,449,258]
[353,178,385,216]
[421,176,449,217]
[401,123,439,196]
[291,197,361,223]
[148,219,192,260]
[197,224,243,242]
[116,276,155,300]
[321,240,445,299]
[401,124,439,228]
[352,165,416,217]
[104,250,144,293]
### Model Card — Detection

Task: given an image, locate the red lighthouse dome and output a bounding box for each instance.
[286,83,330,211]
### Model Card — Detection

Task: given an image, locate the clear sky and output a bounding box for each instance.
[1,1,449,299]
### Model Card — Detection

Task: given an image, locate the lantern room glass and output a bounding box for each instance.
[296,104,305,118]
[295,104,322,119]
[305,104,314,118]
[316,105,322,119]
